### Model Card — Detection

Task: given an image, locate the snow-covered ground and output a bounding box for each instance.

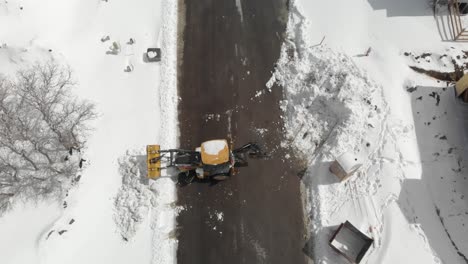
[272,0,468,263]
[0,0,179,263]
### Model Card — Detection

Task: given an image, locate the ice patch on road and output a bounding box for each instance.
[150,0,180,263]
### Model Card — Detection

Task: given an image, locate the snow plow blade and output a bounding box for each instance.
[147,145,161,179]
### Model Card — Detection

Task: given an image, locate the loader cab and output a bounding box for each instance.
[200,139,230,165]
[196,139,234,180]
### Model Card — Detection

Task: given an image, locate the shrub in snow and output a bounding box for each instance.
[114,151,154,241]
[0,63,96,213]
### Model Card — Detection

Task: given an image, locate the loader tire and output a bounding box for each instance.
[178,171,195,186]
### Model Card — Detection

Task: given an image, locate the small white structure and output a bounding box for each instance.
[329,152,362,181]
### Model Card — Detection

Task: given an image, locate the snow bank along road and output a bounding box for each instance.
[176,0,308,263]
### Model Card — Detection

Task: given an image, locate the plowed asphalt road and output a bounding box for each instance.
[176,0,308,263]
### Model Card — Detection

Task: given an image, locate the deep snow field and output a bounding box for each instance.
[270,0,468,263]
[0,0,179,264]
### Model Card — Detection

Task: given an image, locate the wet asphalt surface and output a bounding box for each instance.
[176,0,308,263]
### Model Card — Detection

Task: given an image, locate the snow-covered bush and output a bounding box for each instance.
[0,63,96,213]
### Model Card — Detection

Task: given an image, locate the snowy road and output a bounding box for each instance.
[175,0,308,263]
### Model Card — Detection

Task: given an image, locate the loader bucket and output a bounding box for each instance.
[147,145,161,179]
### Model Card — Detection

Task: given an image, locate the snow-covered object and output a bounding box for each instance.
[330,152,363,181]
[271,14,386,161]
[201,139,229,165]
[146,48,161,62]
[336,152,362,174]
[148,51,157,59]
[202,140,228,155]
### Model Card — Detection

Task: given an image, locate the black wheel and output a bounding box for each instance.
[178,170,195,186]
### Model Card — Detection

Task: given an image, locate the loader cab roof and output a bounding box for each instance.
[200,139,230,165]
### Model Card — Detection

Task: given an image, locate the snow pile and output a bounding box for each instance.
[147,51,158,59]
[271,5,389,262]
[149,175,180,264]
[114,151,154,241]
[271,7,387,162]
[149,0,181,263]
[158,0,180,151]
[267,4,388,263]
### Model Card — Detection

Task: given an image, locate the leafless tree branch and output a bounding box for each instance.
[0,62,96,213]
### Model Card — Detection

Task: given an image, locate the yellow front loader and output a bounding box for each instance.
[146,139,267,183]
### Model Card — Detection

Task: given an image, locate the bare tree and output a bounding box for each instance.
[0,63,96,213]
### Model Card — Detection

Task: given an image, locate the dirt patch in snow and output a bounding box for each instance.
[405,49,468,83]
